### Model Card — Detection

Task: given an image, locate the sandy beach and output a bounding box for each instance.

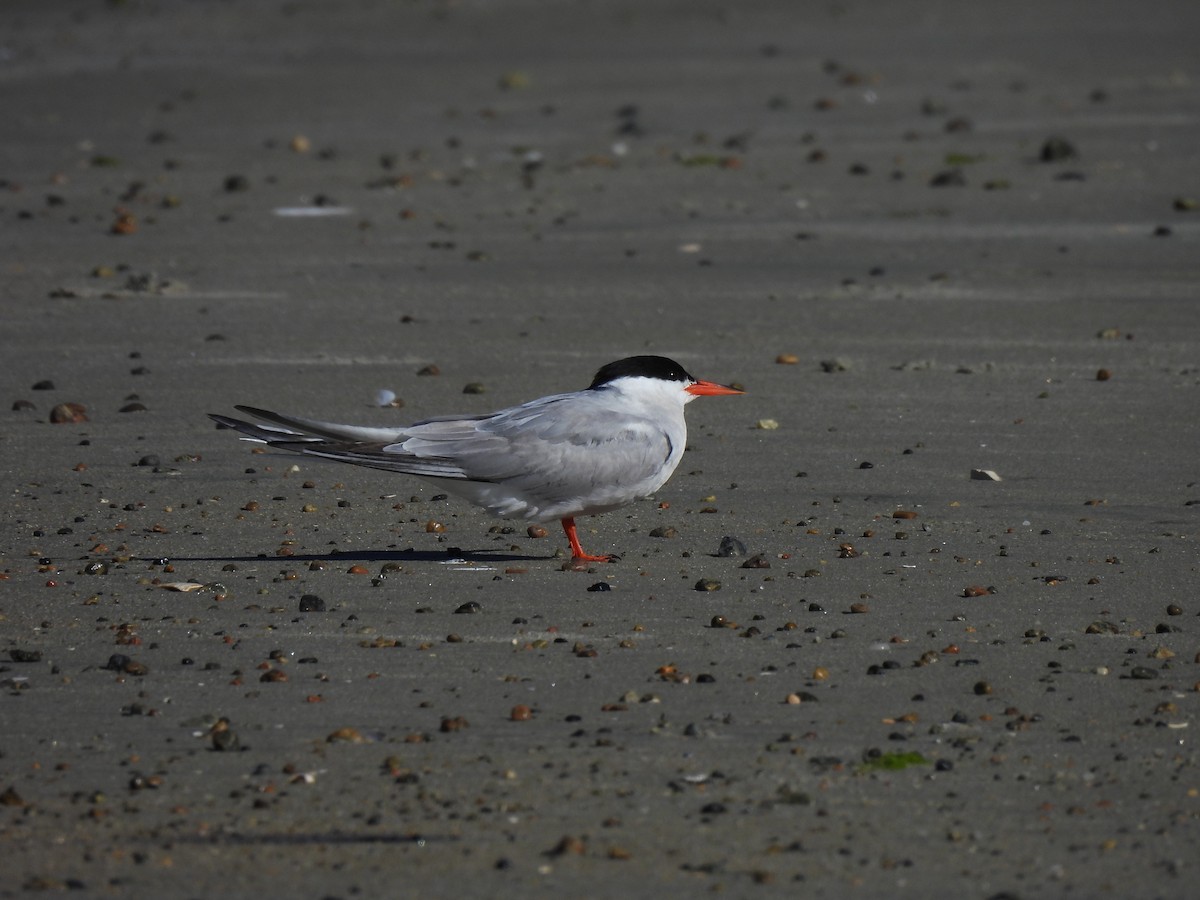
[2,1,1198,896]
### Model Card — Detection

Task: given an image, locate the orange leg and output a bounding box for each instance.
[560,517,614,562]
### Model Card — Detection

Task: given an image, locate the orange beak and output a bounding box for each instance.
[686,380,744,397]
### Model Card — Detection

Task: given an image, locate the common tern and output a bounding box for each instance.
[209,355,742,562]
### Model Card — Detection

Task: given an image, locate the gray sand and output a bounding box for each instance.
[2,1,1198,896]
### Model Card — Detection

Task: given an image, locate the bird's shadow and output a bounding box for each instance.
[136,547,548,566]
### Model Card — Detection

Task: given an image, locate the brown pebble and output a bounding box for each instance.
[110,210,137,235]
[50,402,88,424]
[848,602,869,614]
[510,704,533,721]
[327,727,367,743]
[347,565,369,575]
[775,353,799,365]
[0,786,27,808]
[440,716,469,732]
[963,585,993,597]
[425,520,446,533]
[892,510,918,520]
[549,835,586,857]
[1096,368,1112,381]
[526,525,548,539]
[974,681,992,695]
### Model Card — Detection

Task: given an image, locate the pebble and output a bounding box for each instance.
[717,536,747,557]
[454,601,482,614]
[694,579,721,592]
[1040,136,1078,161]
[50,402,88,424]
[970,469,1002,481]
[298,594,326,612]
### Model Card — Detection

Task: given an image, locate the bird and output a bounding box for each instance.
[209,355,742,562]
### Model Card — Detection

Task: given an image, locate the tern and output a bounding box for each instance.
[210,355,742,562]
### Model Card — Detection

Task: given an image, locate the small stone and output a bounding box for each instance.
[1040,136,1078,162]
[1096,368,1112,381]
[974,681,993,695]
[462,382,486,394]
[510,705,533,721]
[648,525,677,539]
[0,786,27,807]
[695,579,722,592]
[50,402,88,424]
[717,536,747,557]
[970,469,1002,481]
[586,582,611,592]
[298,594,326,612]
[210,719,239,751]
[930,169,966,187]
[454,601,482,614]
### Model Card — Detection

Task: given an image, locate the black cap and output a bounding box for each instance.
[588,356,696,389]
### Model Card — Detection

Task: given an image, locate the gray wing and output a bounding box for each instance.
[210,394,675,497]
[403,394,677,494]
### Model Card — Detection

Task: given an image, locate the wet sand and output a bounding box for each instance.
[2,1,1199,896]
